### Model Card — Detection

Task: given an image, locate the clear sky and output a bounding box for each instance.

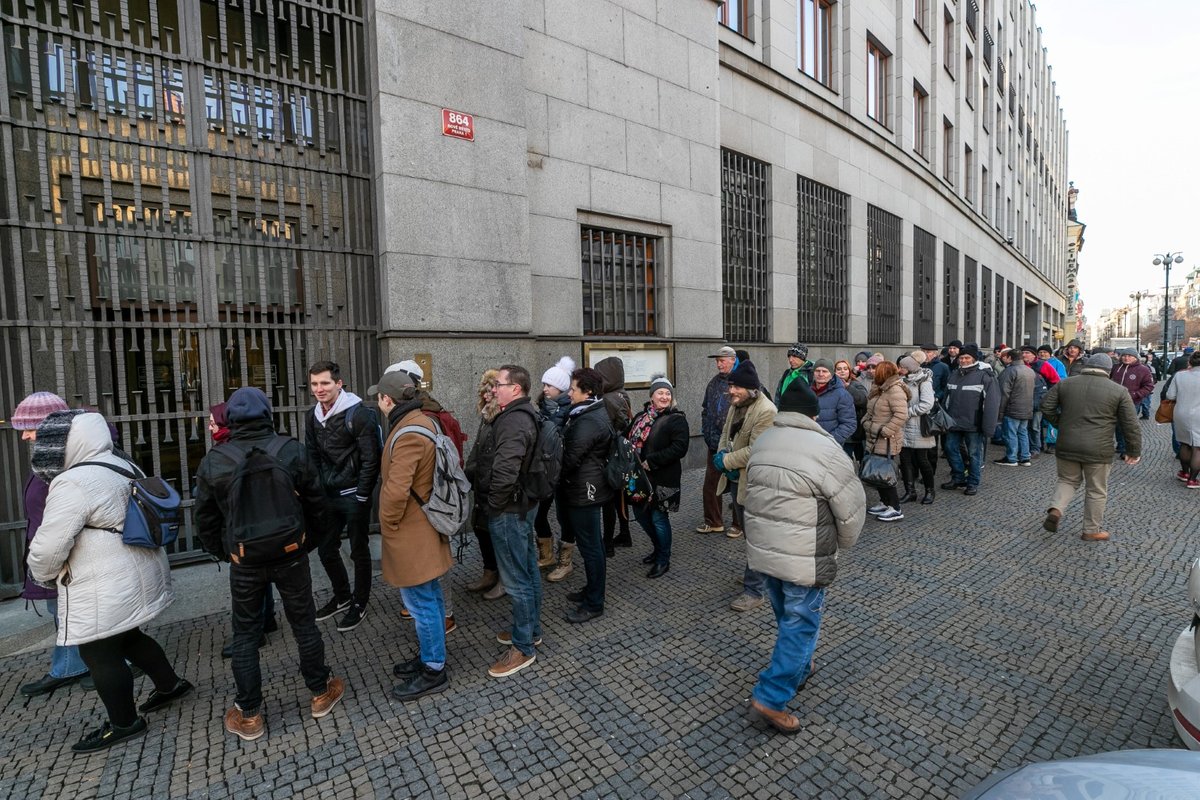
[1032,0,1200,316]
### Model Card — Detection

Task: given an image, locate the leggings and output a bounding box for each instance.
[1180,444,1200,479]
[899,447,937,489]
[77,627,180,727]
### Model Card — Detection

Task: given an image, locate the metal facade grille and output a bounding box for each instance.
[963,256,977,344]
[0,0,376,593]
[943,244,960,343]
[721,149,771,343]
[995,276,1007,346]
[867,205,901,345]
[912,226,937,344]
[1012,286,1023,344]
[980,266,993,348]
[797,177,849,343]
[581,227,660,336]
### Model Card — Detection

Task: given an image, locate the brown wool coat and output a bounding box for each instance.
[863,377,911,456]
[379,408,452,588]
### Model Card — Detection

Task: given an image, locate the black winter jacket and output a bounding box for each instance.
[194,418,330,562]
[482,397,539,515]
[943,364,1000,434]
[559,400,614,507]
[539,392,572,430]
[305,401,381,500]
[595,356,633,429]
[629,405,690,511]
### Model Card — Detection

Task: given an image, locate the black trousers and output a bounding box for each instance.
[899,447,937,490]
[230,558,329,715]
[602,496,630,545]
[472,501,498,570]
[316,494,372,606]
[78,627,179,727]
[534,496,557,541]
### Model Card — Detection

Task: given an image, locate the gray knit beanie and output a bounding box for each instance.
[31,409,87,482]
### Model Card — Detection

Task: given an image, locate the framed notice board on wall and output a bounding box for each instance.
[583,342,674,390]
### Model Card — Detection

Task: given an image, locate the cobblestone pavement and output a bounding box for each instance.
[1,420,1193,799]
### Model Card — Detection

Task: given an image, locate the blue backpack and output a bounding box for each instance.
[74,460,182,549]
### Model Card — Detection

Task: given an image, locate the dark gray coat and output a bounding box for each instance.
[997,362,1035,420]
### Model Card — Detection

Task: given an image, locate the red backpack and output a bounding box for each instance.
[422,409,467,462]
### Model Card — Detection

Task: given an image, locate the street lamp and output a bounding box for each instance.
[1129,290,1148,350]
[1154,252,1185,358]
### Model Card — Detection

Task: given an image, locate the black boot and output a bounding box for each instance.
[392,665,449,701]
[921,487,934,505]
[898,483,917,504]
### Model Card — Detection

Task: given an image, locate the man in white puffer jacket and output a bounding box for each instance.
[27,410,191,754]
[740,380,866,734]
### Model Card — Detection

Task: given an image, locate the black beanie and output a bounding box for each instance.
[728,359,761,390]
[778,380,820,417]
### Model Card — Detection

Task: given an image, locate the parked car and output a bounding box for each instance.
[961,749,1200,798]
[1167,555,1200,751]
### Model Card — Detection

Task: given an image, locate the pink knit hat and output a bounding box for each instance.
[10,392,69,430]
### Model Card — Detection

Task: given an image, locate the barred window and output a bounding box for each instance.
[1011,284,1022,344]
[963,256,977,344]
[722,149,771,343]
[980,265,993,348]
[867,205,902,345]
[943,243,959,343]
[797,177,849,343]
[913,226,937,345]
[581,227,661,336]
[994,275,1006,345]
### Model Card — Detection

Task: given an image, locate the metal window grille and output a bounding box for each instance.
[965,0,978,38]
[1012,285,1023,343]
[867,205,902,345]
[963,256,978,344]
[0,0,376,591]
[797,177,849,343]
[943,244,960,343]
[912,226,937,344]
[721,149,771,343]
[581,227,660,336]
[980,266,993,347]
[995,276,1007,345]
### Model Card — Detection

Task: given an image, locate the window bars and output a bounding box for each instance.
[943,244,960,343]
[721,149,771,343]
[581,226,660,337]
[867,205,902,345]
[963,256,978,344]
[797,177,849,343]
[913,226,937,345]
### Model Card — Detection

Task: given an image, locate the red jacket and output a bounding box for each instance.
[1110,362,1155,404]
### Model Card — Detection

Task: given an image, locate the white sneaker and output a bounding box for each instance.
[877,507,904,522]
[867,503,889,516]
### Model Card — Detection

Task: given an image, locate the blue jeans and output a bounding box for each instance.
[559,503,605,612]
[1002,416,1030,462]
[631,503,672,567]
[45,599,88,679]
[1138,395,1152,417]
[751,578,825,712]
[944,430,986,487]
[399,578,446,670]
[488,510,543,656]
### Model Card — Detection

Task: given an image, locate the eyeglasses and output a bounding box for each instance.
[493,382,516,389]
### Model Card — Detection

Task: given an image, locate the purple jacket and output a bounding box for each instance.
[1110,362,1155,404]
[21,473,55,600]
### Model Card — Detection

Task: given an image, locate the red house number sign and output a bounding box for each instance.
[441,109,475,141]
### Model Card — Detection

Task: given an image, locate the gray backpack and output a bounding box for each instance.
[387,420,472,538]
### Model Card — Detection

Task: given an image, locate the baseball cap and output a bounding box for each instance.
[708,346,737,359]
[368,370,415,400]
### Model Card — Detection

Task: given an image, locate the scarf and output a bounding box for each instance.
[628,406,661,456]
[30,409,87,482]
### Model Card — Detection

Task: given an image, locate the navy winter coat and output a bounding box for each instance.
[813,377,857,445]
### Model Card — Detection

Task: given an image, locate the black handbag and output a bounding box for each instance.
[859,443,897,489]
[923,402,954,436]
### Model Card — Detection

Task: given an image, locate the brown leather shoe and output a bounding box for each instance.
[487,646,536,678]
[1081,531,1110,541]
[224,706,265,741]
[748,699,801,734]
[1042,508,1062,532]
[311,675,345,719]
[444,616,457,635]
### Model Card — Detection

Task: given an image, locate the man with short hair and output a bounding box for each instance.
[195,387,344,741]
[1110,348,1155,449]
[1038,344,1067,380]
[482,365,542,678]
[994,349,1034,466]
[1041,353,1141,541]
[306,360,382,632]
[775,343,815,398]
[698,346,736,534]
[940,345,1000,495]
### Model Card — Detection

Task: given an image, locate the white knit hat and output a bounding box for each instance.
[541,356,576,392]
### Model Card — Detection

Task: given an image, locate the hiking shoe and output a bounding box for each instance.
[488,647,536,678]
[730,593,765,612]
[1081,531,1111,542]
[138,678,194,714]
[20,673,83,697]
[725,527,744,539]
[694,524,725,534]
[748,699,801,735]
[336,604,367,632]
[311,675,345,718]
[876,508,904,522]
[393,665,449,702]
[496,631,543,647]
[224,706,265,742]
[72,717,148,753]
[444,616,457,635]
[866,503,888,516]
[315,597,351,621]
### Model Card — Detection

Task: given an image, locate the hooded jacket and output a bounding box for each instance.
[997,361,1035,420]
[863,376,911,456]
[539,391,572,431]
[1041,367,1141,463]
[743,412,865,587]
[26,413,173,646]
[901,369,937,449]
[812,376,857,445]
[559,399,614,507]
[943,363,1000,434]
[305,390,382,501]
[594,356,632,430]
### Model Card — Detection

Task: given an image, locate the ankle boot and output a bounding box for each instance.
[536,538,555,569]
[482,580,507,601]
[898,483,917,504]
[921,487,935,505]
[466,569,499,593]
[547,543,575,582]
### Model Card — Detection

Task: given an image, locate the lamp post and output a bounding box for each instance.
[1154,252,1185,358]
[1129,290,1147,350]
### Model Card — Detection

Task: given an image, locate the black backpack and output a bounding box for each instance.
[518,408,563,502]
[604,428,649,494]
[214,437,306,566]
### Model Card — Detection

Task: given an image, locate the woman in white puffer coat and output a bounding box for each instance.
[27,410,192,754]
